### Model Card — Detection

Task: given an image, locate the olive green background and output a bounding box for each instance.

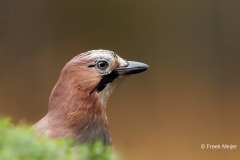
[0,1,240,160]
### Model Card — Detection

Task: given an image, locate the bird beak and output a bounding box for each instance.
[116,61,149,76]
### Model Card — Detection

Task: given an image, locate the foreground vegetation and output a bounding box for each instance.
[0,117,117,160]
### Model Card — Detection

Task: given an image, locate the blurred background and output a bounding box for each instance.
[0,1,240,159]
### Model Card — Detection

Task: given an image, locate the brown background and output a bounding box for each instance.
[0,1,240,160]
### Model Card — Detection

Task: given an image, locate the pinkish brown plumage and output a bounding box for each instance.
[34,50,149,145]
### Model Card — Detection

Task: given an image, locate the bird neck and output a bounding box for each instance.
[46,79,112,144]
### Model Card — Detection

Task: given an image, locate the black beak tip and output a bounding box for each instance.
[133,62,149,73]
[143,63,150,70]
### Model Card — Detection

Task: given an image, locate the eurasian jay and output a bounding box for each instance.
[34,49,149,145]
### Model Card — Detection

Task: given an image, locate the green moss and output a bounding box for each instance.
[0,117,118,160]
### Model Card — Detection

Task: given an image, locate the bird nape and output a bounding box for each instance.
[34,49,149,145]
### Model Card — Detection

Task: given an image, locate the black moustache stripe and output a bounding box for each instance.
[92,70,119,93]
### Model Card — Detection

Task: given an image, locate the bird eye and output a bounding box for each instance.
[97,61,108,70]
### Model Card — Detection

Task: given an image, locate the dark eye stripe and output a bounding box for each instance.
[88,64,95,68]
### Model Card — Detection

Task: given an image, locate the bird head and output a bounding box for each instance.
[38,49,149,144]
